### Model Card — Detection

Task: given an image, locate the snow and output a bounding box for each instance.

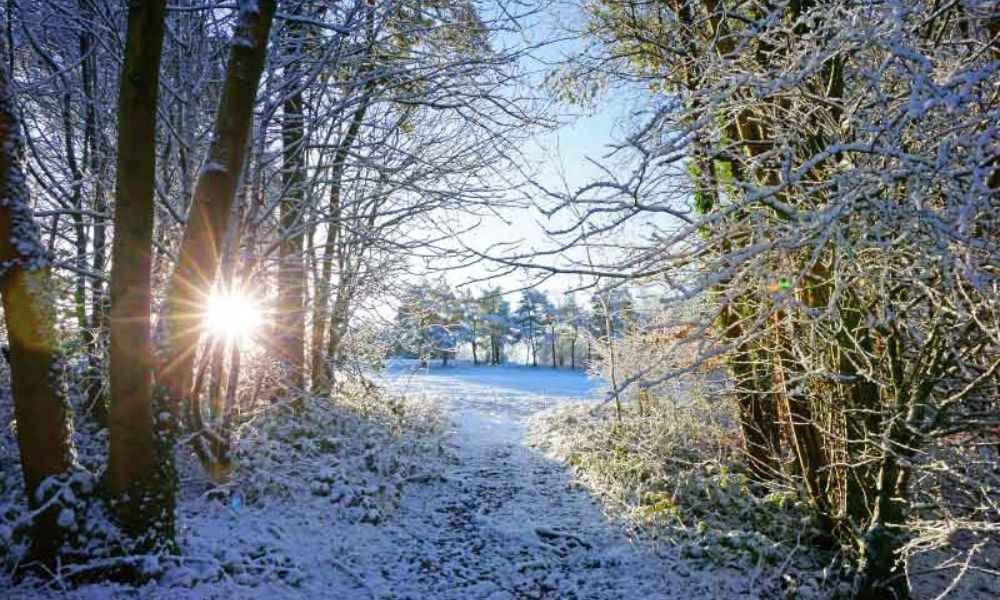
[380,359,601,446]
[370,360,748,598]
[4,362,748,599]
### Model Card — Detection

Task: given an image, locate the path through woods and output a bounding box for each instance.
[8,363,749,599]
[365,363,745,599]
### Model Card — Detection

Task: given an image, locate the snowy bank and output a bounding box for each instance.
[2,382,447,598]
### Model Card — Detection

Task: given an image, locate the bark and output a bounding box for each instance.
[529,321,537,367]
[80,0,109,421]
[855,455,909,599]
[277,12,307,394]
[325,278,353,364]
[160,0,276,422]
[213,339,242,480]
[550,325,557,368]
[719,302,781,481]
[310,52,376,392]
[838,290,883,526]
[0,38,74,564]
[107,0,170,551]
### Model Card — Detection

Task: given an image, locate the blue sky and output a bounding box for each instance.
[430,1,650,304]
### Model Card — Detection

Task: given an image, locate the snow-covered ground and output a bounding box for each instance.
[5,362,749,599]
[379,360,602,445]
[370,360,748,599]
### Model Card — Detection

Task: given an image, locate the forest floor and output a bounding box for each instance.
[7,363,993,599]
[3,362,749,599]
[370,361,750,599]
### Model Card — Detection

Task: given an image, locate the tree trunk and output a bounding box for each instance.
[0,45,75,566]
[309,182,338,393]
[855,434,910,599]
[310,44,375,394]
[530,322,537,367]
[159,0,276,424]
[107,0,171,551]
[721,304,781,481]
[80,0,109,422]
[277,13,306,396]
[325,278,353,365]
[550,325,557,368]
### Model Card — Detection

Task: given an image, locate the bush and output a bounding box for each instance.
[529,374,841,596]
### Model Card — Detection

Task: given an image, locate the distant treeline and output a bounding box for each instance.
[391,280,637,368]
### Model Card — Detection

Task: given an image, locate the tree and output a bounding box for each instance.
[0,27,75,565]
[513,288,553,367]
[78,0,112,423]
[478,288,510,365]
[557,294,586,369]
[589,288,635,341]
[275,1,311,392]
[515,2,1000,596]
[427,280,461,366]
[107,0,169,551]
[393,279,464,366]
[544,299,559,368]
[159,0,276,470]
[457,288,482,364]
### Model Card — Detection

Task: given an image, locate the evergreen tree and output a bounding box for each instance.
[394,279,463,366]
[456,288,481,364]
[513,289,554,367]
[557,294,587,369]
[478,287,511,365]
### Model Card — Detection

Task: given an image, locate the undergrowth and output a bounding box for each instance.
[225,374,446,522]
[528,383,847,598]
[1,370,446,594]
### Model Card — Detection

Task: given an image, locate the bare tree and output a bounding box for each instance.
[0,24,74,565]
[107,0,172,551]
[496,1,999,597]
[158,0,277,477]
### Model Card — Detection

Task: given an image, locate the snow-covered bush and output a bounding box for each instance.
[0,395,121,581]
[209,374,445,519]
[532,305,842,594]
[529,390,839,597]
[1,364,447,593]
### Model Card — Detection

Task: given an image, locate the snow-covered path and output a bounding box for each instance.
[358,362,734,599]
[6,362,745,599]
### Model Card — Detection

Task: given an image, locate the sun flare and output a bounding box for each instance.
[204,291,263,340]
